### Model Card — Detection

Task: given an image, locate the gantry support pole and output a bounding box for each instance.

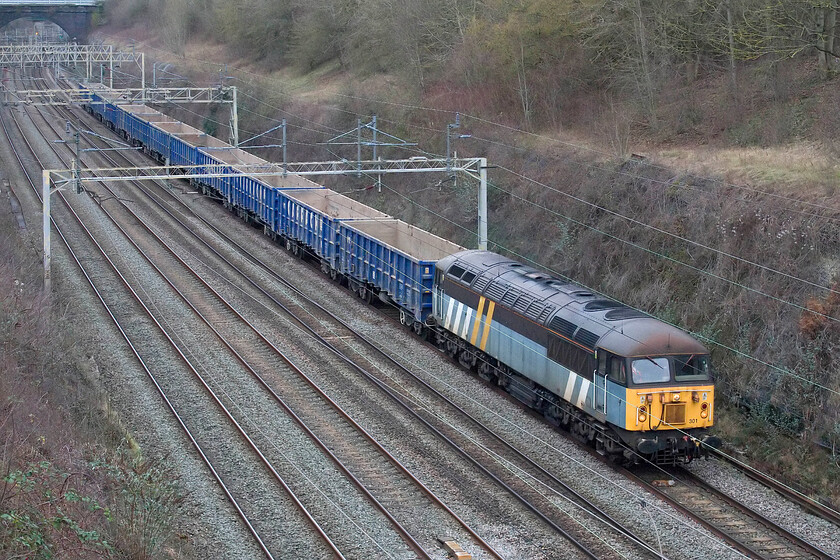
[42,170,51,293]
[478,157,488,251]
[230,86,238,147]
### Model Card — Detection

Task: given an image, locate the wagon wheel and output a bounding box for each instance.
[329,268,339,281]
[412,321,426,338]
[399,309,408,326]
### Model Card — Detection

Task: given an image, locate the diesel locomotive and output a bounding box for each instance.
[430,250,719,464]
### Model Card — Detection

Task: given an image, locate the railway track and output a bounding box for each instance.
[9,64,640,557]
[2,77,301,558]
[4,69,434,559]
[40,68,677,558]
[625,465,836,560]
[11,63,836,559]
[707,448,840,529]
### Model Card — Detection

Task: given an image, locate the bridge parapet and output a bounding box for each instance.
[0,0,102,42]
[0,1,101,5]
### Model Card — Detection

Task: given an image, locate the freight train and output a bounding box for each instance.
[82,86,720,464]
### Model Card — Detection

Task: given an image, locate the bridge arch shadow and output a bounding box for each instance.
[0,4,99,43]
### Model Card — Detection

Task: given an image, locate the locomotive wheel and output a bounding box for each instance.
[458,350,474,370]
[445,339,459,359]
[477,360,497,383]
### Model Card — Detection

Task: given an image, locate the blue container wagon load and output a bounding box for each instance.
[279,188,390,268]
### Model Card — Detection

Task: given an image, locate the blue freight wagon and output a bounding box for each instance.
[153,121,202,167]
[82,88,464,326]
[279,188,389,268]
[338,219,465,323]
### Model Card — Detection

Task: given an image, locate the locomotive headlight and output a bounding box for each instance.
[638,406,647,423]
[672,393,680,402]
[700,402,709,419]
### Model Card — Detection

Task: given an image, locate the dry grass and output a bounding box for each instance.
[653,143,840,197]
[0,185,187,558]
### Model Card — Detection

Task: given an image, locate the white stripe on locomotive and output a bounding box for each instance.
[461,307,474,339]
[563,373,576,402]
[576,379,591,409]
[444,297,456,330]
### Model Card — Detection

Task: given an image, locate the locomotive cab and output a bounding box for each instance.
[597,349,719,462]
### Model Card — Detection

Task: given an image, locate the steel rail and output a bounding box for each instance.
[0,96,277,560]
[708,447,840,529]
[8,69,345,559]
[623,465,834,560]
[681,468,835,560]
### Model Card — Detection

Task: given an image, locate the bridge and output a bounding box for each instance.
[0,0,102,43]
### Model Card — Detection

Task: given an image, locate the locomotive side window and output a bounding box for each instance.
[674,354,712,381]
[609,356,627,385]
[631,357,670,384]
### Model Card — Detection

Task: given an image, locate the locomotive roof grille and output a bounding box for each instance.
[501,288,522,306]
[538,305,556,323]
[523,301,547,321]
[513,294,535,314]
[473,275,491,292]
[485,282,507,300]
[574,328,600,349]
[549,316,577,338]
[583,299,625,312]
[604,308,650,321]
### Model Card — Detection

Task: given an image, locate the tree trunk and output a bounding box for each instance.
[516,41,532,129]
[817,7,828,72]
[726,1,737,96]
[826,7,837,74]
[633,0,657,126]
